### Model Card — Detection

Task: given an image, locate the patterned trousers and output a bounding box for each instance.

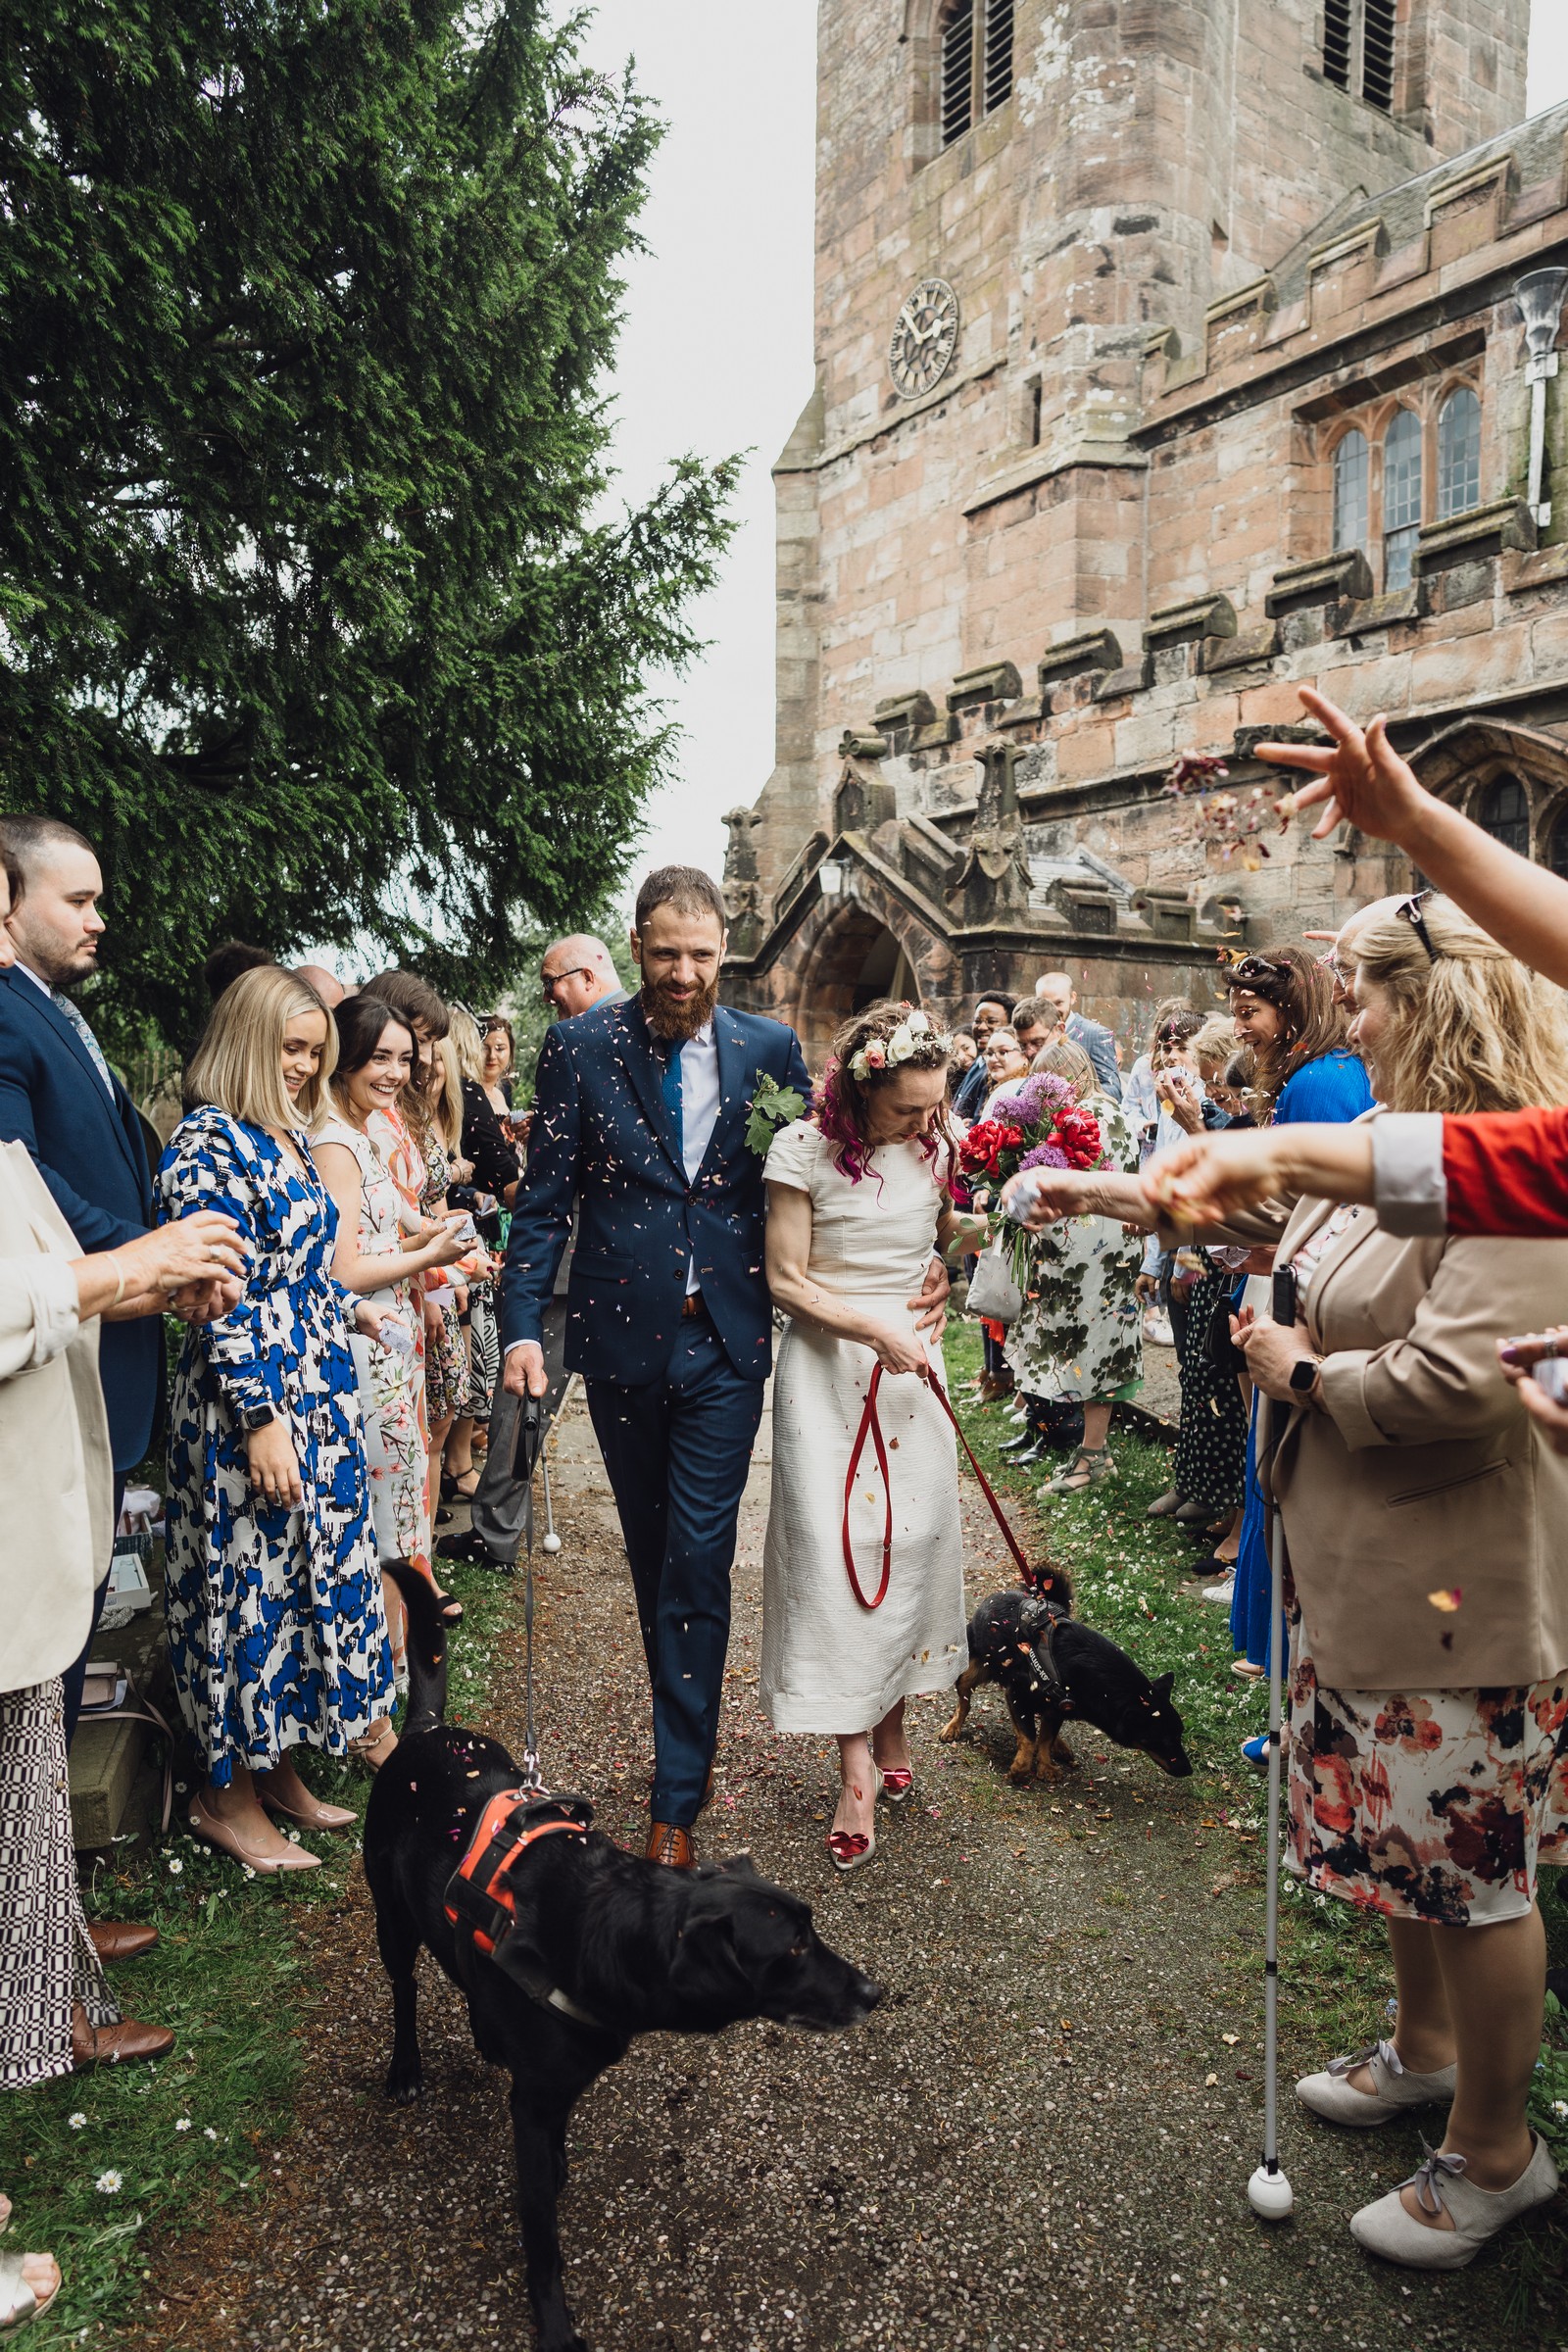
[0,1678,118,2089]
[465,1280,499,1423]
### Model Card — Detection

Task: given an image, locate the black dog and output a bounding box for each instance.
[363,1565,882,2352]
[940,1571,1194,1783]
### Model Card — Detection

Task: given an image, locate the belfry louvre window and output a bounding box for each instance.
[1322,0,1396,114]
[941,0,1012,147]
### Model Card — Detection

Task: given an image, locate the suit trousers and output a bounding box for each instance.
[586,1304,764,1826]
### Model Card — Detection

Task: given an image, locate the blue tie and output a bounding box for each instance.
[660,1039,683,1159]
[53,991,116,1098]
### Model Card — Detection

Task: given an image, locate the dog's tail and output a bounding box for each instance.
[384,1559,449,1735]
[1025,1560,1075,1614]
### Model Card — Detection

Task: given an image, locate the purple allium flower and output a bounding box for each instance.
[1012,1071,1076,1124]
[1020,1140,1070,1170]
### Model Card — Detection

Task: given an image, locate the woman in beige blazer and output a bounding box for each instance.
[1227,899,1568,2270]
[0,883,245,2329]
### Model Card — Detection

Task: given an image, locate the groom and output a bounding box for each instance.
[501,866,813,1866]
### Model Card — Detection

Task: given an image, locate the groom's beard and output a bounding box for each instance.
[642,974,719,1043]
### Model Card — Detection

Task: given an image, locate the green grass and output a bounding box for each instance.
[11,1551,516,2345]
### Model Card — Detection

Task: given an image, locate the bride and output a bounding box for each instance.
[761,1002,979,1871]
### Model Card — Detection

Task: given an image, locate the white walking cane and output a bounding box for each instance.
[1249,1266,1296,2221]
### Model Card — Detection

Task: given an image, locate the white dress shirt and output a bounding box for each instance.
[674,1020,720,1293]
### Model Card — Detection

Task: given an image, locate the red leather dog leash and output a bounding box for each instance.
[843,1361,1034,1609]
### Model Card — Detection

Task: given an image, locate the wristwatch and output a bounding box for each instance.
[1288,1355,1323,1397]
[237,1404,276,1432]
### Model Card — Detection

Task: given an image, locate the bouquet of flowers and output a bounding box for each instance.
[958,1071,1108,1276]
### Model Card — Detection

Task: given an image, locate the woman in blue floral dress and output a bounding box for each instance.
[159,968,397,1875]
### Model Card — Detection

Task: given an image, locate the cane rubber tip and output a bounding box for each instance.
[541,1533,562,1554]
[1247,2164,1295,2220]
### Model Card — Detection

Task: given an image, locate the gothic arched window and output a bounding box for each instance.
[1479,773,1531,860]
[1332,429,1369,558]
[1437,386,1482,520]
[1548,808,1568,882]
[1382,408,1423,591]
[940,0,1012,147]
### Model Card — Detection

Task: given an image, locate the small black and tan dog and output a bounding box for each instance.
[363,1565,881,2352]
[941,1568,1194,1784]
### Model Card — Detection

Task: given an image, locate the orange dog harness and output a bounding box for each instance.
[443,1787,598,2016]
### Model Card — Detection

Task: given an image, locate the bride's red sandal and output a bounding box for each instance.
[877,1766,914,1804]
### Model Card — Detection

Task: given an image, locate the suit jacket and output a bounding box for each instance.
[1267,1183,1568,1690]
[0,966,158,1469]
[1066,1011,1121,1102]
[952,1055,990,1125]
[500,996,810,1385]
[0,1142,115,1690]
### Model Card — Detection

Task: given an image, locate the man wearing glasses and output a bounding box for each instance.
[540,935,625,1021]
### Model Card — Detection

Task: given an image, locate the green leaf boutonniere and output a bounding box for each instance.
[745,1071,808,1157]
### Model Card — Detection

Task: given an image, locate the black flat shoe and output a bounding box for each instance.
[999,1431,1044,1456]
[435,1526,511,1572]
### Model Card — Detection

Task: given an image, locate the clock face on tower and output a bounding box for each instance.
[888,277,960,400]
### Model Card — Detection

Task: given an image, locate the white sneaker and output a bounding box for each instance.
[1201,1575,1235,1604]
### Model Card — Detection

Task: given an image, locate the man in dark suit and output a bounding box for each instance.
[0,813,173,2043]
[501,868,823,1867]
[1036,970,1122,1102]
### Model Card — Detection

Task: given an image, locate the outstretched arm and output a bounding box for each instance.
[1257,685,1568,988]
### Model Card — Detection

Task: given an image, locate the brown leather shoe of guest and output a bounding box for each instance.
[87,1922,159,1963]
[646,1821,696,1869]
[71,2003,175,2068]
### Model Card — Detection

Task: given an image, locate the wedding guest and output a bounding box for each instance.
[1003,1040,1142,1494]
[159,968,398,1869]
[314,997,469,1630]
[1214,901,1568,2270]
[1122,998,1197,1140]
[423,1031,478,1516]
[952,995,1012,1121]
[203,941,274,1002]
[541,933,625,1019]
[293,962,346,1010]
[762,1002,976,1870]
[968,1025,1033,1401]
[1010,998,1057,1062]
[979,1025,1031,1107]
[441,1006,512,1500]
[947,1029,979,1099]
[481,1014,516,1112]
[1035,970,1122,1101]
[0,857,248,2094]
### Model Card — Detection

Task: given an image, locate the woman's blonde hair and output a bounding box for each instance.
[1030,1036,1098,1097]
[1189,1016,1237,1074]
[449,1004,487,1084]
[431,1033,466,1148]
[1352,896,1568,1114]
[186,967,336,1132]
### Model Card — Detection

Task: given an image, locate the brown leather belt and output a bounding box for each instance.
[680,1288,706,1319]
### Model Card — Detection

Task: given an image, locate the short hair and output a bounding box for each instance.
[361,967,450,1042]
[0,812,96,902]
[204,939,275,1003]
[185,967,336,1133]
[973,994,1009,1020]
[1011,998,1053,1031]
[633,865,727,936]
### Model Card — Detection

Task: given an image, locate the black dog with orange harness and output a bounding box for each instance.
[363,1564,882,2352]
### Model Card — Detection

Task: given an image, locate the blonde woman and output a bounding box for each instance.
[422,1030,480,1513]
[1146,899,1568,2269]
[158,969,400,1871]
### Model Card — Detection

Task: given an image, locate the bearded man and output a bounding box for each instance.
[500,867,819,1866]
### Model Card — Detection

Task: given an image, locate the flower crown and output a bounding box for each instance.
[846,1005,953,1081]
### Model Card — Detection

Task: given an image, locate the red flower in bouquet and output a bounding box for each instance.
[1054,1106,1102,1170]
[957,1119,1025,1181]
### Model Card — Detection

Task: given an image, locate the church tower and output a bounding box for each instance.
[750,0,1532,905]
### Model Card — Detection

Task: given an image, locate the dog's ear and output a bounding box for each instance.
[1151,1671,1175,1702]
[669,1910,744,2002]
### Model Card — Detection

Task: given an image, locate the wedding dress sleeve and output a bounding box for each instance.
[762,1119,819,1195]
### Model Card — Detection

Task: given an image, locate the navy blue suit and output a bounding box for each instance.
[502,996,810,1823]
[0,963,160,1738]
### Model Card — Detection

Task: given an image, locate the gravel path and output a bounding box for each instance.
[126,1392,1549,2352]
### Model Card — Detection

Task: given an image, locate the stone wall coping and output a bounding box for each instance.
[948,660,1023,710]
[1265,550,1376,614]
[1422,152,1515,229]
[961,436,1151,516]
[1411,497,1537,575]
[873,689,937,729]
[1037,628,1124,684]
[1308,220,1389,277]
[1144,594,1238,649]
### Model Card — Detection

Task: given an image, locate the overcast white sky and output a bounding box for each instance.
[576,5,1568,904]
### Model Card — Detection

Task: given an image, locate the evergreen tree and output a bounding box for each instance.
[0,0,736,1050]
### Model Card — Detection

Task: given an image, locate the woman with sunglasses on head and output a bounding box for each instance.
[1146,897,1568,2270]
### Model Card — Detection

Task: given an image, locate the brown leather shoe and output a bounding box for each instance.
[87,1921,159,1963]
[72,2003,175,2068]
[646,1820,696,1869]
